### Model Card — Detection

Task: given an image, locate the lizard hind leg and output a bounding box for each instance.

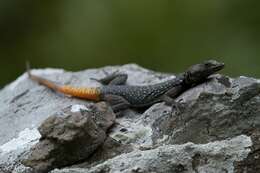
[91,73,128,85]
[102,94,130,115]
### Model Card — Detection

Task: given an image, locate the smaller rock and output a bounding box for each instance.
[22,102,116,173]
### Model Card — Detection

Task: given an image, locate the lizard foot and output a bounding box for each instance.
[90,71,128,85]
[170,100,185,116]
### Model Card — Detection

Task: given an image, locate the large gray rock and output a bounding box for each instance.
[51,135,252,173]
[0,64,259,173]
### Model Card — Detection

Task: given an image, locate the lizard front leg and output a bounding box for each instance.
[161,85,185,115]
[91,73,128,85]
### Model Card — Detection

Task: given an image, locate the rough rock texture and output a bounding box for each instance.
[51,135,252,173]
[0,64,259,173]
[22,102,115,173]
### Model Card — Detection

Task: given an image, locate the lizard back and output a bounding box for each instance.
[100,76,183,106]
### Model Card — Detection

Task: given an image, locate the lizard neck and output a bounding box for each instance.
[151,74,185,92]
[182,71,206,87]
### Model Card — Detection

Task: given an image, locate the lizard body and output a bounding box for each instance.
[27,60,224,111]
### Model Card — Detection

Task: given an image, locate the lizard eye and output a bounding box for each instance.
[204,62,212,67]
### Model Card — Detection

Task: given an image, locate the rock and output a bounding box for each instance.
[0,64,259,173]
[22,102,115,173]
[165,75,260,144]
[51,135,252,173]
[234,129,260,173]
[37,102,115,141]
[70,137,133,169]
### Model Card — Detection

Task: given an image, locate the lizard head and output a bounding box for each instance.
[184,60,224,85]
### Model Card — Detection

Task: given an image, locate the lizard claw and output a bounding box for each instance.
[171,100,184,116]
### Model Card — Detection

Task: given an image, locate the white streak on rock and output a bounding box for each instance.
[156,135,169,143]
[0,128,41,153]
[71,104,89,112]
[239,76,247,79]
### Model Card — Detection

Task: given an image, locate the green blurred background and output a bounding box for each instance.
[1,0,260,87]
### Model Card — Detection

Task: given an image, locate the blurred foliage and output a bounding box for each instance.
[0,0,260,87]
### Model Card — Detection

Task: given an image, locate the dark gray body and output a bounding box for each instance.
[100,75,184,107]
[27,60,224,112]
[97,60,224,110]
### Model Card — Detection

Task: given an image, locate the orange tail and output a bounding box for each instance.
[27,65,100,101]
[58,85,100,101]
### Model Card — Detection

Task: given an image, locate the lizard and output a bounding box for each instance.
[27,60,224,113]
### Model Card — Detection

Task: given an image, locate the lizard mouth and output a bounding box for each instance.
[212,62,225,72]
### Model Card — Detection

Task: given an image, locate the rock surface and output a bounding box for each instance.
[0,64,259,173]
[51,135,252,173]
[22,102,115,173]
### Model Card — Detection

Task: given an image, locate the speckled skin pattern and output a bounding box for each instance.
[100,75,184,106]
[28,60,224,108]
[99,60,225,107]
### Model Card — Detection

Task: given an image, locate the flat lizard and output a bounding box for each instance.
[27,60,224,113]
